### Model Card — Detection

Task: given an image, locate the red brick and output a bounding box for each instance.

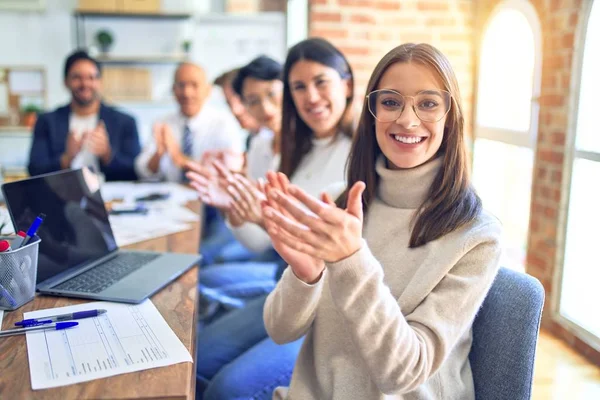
[540,94,564,107]
[350,14,376,24]
[312,11,342,22]
[542,74,557,88]
[568,11,579,27]
[311,0,328,4]
[376,0,401,10]
[338,0,373,7]
[551,170,563,183]
[551,132,566,145]
[532,201,544,215]
[539,150,564,164]
[537,167,548,180]
[527,253,547,270]
[562,33,575,47]
[310,28,348,39]
[530,218,540,232]
[540,185,551,198]
[338,46,370,56]
[551,188,561,202]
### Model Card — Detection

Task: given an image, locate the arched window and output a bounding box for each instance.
[559,0,600,342]
[473,0,541,271]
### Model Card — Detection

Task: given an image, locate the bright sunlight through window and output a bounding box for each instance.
[473,4,539,272]
[560,0,600,340]
[477,9,535,132]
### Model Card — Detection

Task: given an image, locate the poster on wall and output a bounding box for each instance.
[0,0,45,11]
[191,13,286,81]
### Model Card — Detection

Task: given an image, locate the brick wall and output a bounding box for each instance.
[310,0,599,365]
[309,0,475,139]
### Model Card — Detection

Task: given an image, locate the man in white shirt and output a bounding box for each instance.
[135,63,244,182]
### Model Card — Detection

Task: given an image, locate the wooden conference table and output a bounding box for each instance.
[0,200,201,400]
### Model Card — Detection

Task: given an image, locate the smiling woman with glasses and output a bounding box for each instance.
[260,43,502,400]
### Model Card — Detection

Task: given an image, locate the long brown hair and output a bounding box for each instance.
[279,38,355,178]
[337,43,481,247]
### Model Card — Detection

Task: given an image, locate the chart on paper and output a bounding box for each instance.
[25,300,192,389]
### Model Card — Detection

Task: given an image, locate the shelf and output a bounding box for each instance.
[74,10,193,20]
[96,54,189,64]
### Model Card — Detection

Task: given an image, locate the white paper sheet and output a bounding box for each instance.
[0,310,4,329]
[0,206,15,235]
[9,70,43,93]
[101,182,198,205]
[110,211,193,247]
[25,300,192,390]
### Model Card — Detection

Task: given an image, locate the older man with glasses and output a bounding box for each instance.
[28,50,141,181]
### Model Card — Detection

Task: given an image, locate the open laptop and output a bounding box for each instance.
[1,167,201,303]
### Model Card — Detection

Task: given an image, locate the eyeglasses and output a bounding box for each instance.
[68,73,99,82]
[244,91,280,111]
[366,89,452,123]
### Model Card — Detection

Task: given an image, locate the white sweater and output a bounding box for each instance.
[264,155,503,400]
[231,134,352,252]
[246,129,280,180]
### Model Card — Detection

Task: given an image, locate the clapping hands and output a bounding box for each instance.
[261,171,366,283]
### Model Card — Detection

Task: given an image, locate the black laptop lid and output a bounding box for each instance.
[2,168,118,284]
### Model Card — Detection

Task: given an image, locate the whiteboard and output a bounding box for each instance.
[191,13,287,81]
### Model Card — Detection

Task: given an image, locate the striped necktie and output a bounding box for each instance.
[182,124,193,157]
[181,124,193,182]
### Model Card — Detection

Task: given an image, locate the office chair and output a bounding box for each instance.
[469,267,545,400]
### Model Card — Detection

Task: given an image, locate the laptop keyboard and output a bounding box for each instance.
[53,253,161,294]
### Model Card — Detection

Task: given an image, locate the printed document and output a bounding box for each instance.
[25,300,192,389]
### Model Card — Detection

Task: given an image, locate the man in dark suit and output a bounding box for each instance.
[28,50,141,181]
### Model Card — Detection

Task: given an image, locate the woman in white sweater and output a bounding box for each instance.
[261,43,502,399]
[195,38,356,400]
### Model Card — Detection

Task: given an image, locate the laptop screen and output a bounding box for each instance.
[2,168,117,284]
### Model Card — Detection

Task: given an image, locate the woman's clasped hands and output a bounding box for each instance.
[185,157,268,228]
[261,171,366,284]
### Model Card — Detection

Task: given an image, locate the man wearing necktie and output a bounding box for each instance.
[135,63,244,183]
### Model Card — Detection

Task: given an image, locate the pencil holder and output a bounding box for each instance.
[0,236,40,310]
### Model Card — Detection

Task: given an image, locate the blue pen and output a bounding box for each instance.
[0,283,17,308]
[19,213,45,248]
[0,322,78,338]
[15,308,107,327]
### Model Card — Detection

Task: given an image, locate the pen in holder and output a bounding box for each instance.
[0,236,40,310]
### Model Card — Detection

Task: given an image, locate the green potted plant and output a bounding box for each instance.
[96,30,114,53]
[182,40,192,54]
[21,104,43,128]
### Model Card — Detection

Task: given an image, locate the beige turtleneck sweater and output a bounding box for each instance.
[264,155,502,400]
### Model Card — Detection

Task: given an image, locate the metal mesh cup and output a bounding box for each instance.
[0,236,40,310]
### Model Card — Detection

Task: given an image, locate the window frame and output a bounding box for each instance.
[474,0,542,149]
[553,0,600,350]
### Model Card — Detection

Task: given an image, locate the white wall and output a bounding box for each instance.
[0,0,286,170]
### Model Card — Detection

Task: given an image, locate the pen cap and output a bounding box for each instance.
[0,235,41,310]
[0,240,10,252]
[56,322,79,330]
